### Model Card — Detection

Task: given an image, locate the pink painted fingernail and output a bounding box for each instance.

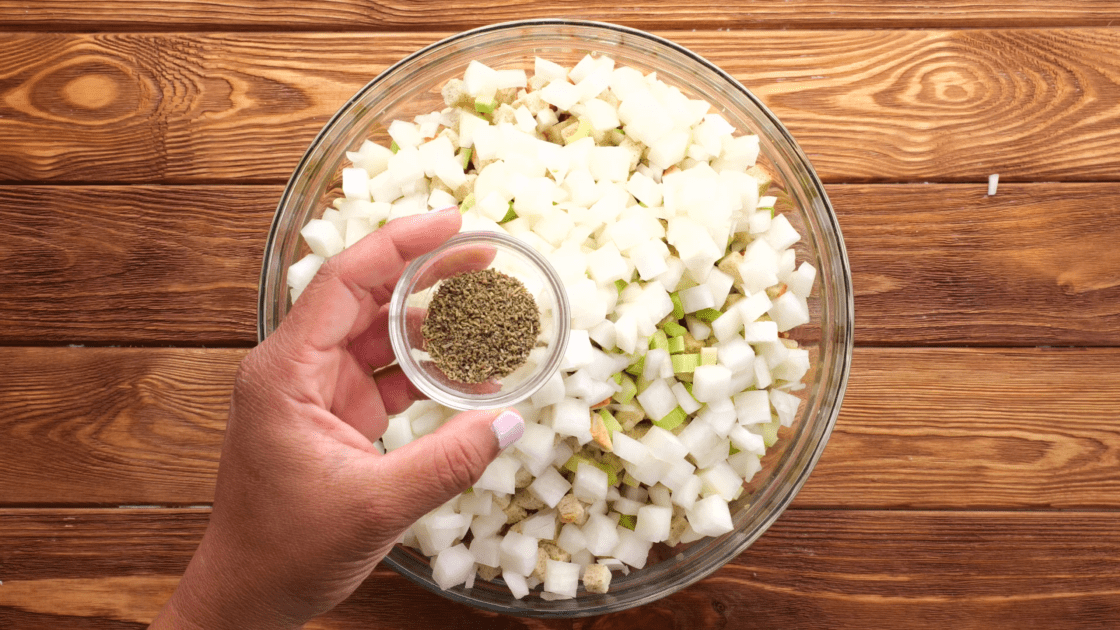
[432,205,459,213]
[490,410,524,449]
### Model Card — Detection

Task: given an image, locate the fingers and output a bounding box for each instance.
[374,366,423,417]
[348,305,426,372]
[331,361,423,441]
[280,209,462,352]
[410,243,497,292]
[370,408,524,529]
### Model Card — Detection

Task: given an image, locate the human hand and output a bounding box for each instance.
[151,208,525,629]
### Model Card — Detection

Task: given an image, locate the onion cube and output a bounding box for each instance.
[522,510,559,540]
[459,490,494,517]
[342,167,371,201]
[530,468,572,509]
[582,512,621,556]
[742,321,779,343]
[671,382,702,414]
[629,238,670,281]
[692,364,732,403]
[770,388,802,427]
[300,219,345,258]
[499,532,539,576]
[773,349,811,384]
[659,458,696,493]
[635,504,672,543]
[657,257,687,292]
[735,292,773,325]
[503,569,531,599]
[717,336,756,373]
[697,397,737,437]
[611,528,653,569]
[686,495,735,537]
[753,356,773,390]
[728,451,763,481]
[513,423,557,471]
[679,284,716,314]
[626,171,663,208]
[711,308,743,342]
[531,371,566,408]
[552,398,592,442]
[671,474,702,510]
[612,496,643,516]
[574,462,609,503]
[474,456,521,495]
[734,390,771,426]
[381,416,414,452]
[540,79,581,110]
[388,120,423,149]
[729,425,766,456]
[787,262,817,299]
[636,378,677,421]
[286,253,324,294]
[470,510,507,540]
[648,483,673,508]
[587,243,629,285]
[432,544,476,590]
[561,329,594,370]
[470,536,502,568]
[768,291,811,332]
[544,560,581,598]
[558,523,589,555]
[699,461,743,502]
[706,268,735,309]
[642,426,689,461]
[535,57,568,82]
[646,130,689,170]
[766,214,801,251]
[585,97,621,132]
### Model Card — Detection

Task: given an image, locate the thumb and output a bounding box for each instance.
[374,407,524,526]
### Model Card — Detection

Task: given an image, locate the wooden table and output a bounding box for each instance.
[2,3,1119,628]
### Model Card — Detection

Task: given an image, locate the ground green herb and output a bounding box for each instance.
[422,268,541,383]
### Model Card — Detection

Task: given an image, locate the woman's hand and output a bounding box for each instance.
[151,208,524,629]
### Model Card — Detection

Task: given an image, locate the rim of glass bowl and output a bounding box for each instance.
[258,18,854,618]
[388,231,572,410]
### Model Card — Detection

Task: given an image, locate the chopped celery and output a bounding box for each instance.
[654,406,687,431]
[700,347,718,366]
[729,444,741,456]
[625,356,645,377]
[649,330,669,352]
[682,381,694,396]
[614,279,627,295]
[663,321,688,337]
[762,420,780,447]
[499,204,517,223]
[474,98,497,114]
[636,374,653,394]
[563,454,591,474]
[600,409,623,434]
[464,486,474,493]
[618,514,636,530]
[460,147,473,170]
[667,336,686,354]
[670,292,685,320]
[613,374,637,404]
[377,219,387,227]
[460,193,476,214]
[622,472,640,488]
[612,372,623,385]
[389,140,399,154]
[566,454,619,486]
[694,308,722,322]
[671,353,700,373]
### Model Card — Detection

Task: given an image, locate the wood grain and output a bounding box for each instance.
[0,1,1117,31]
[3,30,1120,184]
[0,347,240,505]
[4,183,1117,346]
[0,186,275,345]
[1,509,1118,628]
[2,347,1118,509]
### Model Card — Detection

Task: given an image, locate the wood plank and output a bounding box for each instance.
[0,348,240,505]
[5,183,1118,346]
[2,347,1118,509]
[0,509,1117,628]
[0,186,275,345]
[2,30,1120,184]
[0,1,1116,31]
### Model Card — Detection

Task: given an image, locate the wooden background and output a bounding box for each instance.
[2,2,1120,628]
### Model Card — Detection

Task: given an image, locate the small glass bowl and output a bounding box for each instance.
[388,231,571,410]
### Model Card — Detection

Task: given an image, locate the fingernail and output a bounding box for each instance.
[432,205,459,214]
[490,410,524,450]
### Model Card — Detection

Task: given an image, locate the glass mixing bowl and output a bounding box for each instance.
[259,19,853,618]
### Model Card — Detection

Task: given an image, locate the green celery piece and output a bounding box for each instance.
[474,98,497,114]
[389,140,400,154]
[377,219,387,227]
[667,336,686,354]
[670,292,685,320]
[694,308,722,322]
[563,454,591,474]
[625,356,645,377]
[613,374,638,404]
[671,353,700,373]
[729,444,741,456]
[612,372,623,385]
[636,374,653,395]
[614,279,627,295]
[599,409,623,434]
[662,321,688,337]
[618,514,636,530]
[460,147,473,170]
[498,204,518,224]
[459,193,476,214]
[464,486,474,493]
[700,347,718,366]
[761,420,780,447]
[649,330,669,352]
[654,406,687,431]
[682,381,694,396]
[622,472,640,488]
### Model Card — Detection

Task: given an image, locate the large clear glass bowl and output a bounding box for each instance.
[259,19,853,618]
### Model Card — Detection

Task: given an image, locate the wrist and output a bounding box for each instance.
[151,532,304,630]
